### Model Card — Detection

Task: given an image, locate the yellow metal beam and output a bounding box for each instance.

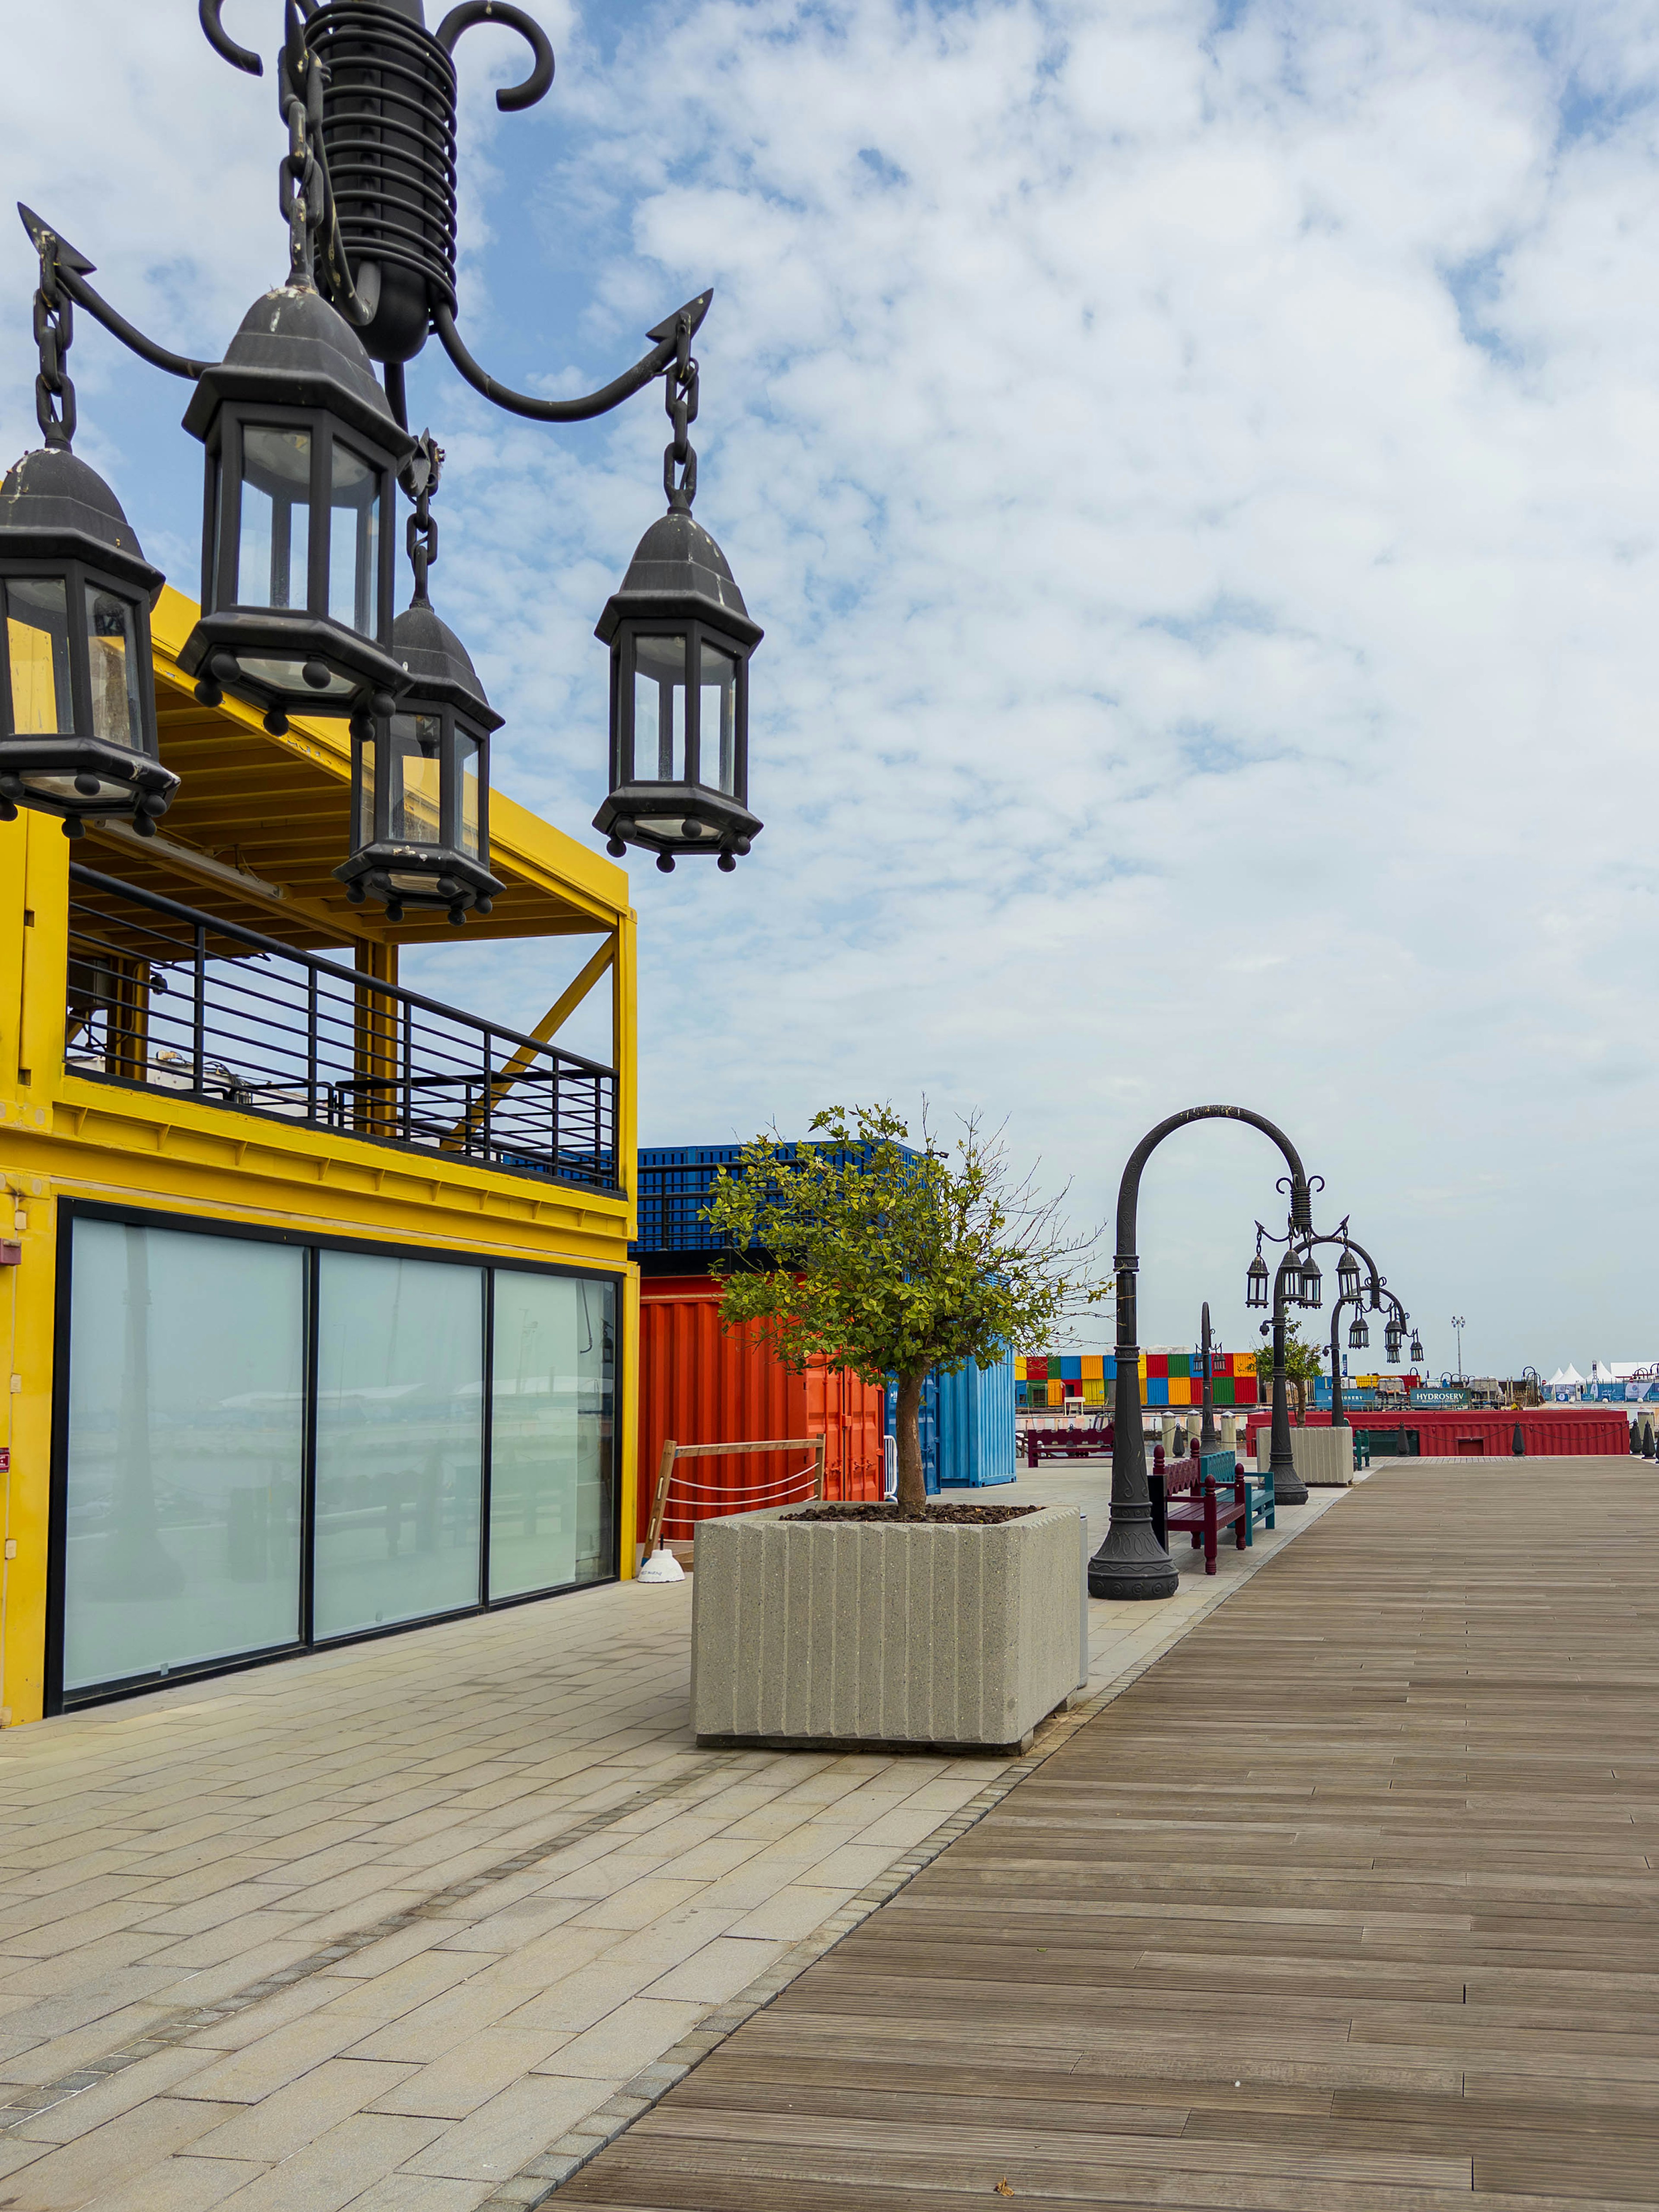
[443,937,615,1148]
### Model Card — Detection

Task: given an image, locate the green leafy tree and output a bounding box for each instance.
[1274,1319,1325,1425]
[702,1103,1096,1519]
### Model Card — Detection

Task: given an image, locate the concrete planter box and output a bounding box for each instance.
[690,1503,1087,1754]
[1258,1425,1354,1485]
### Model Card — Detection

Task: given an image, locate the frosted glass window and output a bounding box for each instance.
[632,634,686,781]
[86,586,143,748]
[237,427,310,610]
[313,1252,483,1641]
[489,1274,614,1599]
[62,1219,305,1694]
[329,442,381,636]
[697,640,738,794]
[388,714,443,844]
[4,577,70,733]
[458,732,480,856]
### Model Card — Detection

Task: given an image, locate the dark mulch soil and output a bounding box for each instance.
[781,1503,1044,1526]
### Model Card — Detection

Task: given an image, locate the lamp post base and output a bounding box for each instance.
[1087,1526,1179,1601]
[1270,1456,1309,1507]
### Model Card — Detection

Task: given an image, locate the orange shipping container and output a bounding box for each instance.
[638,1275,884,1545]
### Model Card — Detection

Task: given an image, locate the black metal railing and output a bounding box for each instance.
[65,865,617,1192]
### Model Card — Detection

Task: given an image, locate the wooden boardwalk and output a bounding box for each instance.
[563,1461,1659,2210]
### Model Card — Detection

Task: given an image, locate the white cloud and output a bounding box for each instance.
[5,0,1659,1373]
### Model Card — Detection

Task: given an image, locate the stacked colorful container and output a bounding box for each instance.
[1015,1350,1259,1408]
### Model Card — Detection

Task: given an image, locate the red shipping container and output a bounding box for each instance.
[1026,1355,1049,1381]
[1233,1376,1257,1404]
[638,1275,884,1544]
[1145,1354,1168,1379]
[1241,1408,1627,1460]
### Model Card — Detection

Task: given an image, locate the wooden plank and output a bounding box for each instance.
[562,1460,1659,2208]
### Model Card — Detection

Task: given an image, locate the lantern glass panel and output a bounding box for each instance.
[4,577,71,731]
[633,633,687,780]
[458,731,481,857]
[86,587,143,749]
[356,728,375,846]
[328,442,381,637]
[237,427,311,610]
[389,712,443,845]
[698,638,739,794]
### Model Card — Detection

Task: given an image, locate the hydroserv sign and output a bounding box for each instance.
[1409,1387,1469,1408]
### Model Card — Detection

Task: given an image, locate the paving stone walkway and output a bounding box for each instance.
[0,1467,1346,2210]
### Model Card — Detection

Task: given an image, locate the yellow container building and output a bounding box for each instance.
[0,593,639,1726]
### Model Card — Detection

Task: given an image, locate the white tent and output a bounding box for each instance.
[1550,1364,1585,1392]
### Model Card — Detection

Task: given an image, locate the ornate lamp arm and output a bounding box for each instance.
[431,293,712,424]
[435,3,556,111]
[17,207,209,381]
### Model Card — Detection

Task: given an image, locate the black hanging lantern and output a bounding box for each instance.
[1384,1320,1405,1363]
[1336,1246,1361,1303]
[0,446,177,839]
[179,284,413,734]
[1298,1249,1323,1309]
[1245,1244,1270,1310]
[335,605,503,925]
[1348,1313,1370,1351]
[1409,1328,1424,1365]
[334,436,502,925]
[593,510,763,873]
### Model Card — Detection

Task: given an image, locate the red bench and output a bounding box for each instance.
[1162,1462,1249,1574]
[1024,1424,1113,1468]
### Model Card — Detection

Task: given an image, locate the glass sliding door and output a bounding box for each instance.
[489,1273,615,1600]
[313,1252,483,1640]
[62,1218,306,1694]
[57,1211,620,1705]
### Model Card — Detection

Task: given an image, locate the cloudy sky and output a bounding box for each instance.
[5,0,1657,1377]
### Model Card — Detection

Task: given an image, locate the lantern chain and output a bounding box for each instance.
[278,1,327,292]
[663,322,698,513]
[32,233,76,451]
[403,434,444,606]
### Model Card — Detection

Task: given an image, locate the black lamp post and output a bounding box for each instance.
[1090,1105,1319,1602]
[1197,1300,1218,1451]
[1249,1209,1350,1509]
[0,232,178,839]
[11,1,764,883]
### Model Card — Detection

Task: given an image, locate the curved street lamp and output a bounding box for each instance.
[5,0,763,877]
[1319,1227,1415,1429]
[1090,1104,1318,1603]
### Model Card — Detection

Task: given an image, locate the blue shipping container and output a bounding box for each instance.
[937,1349,1017,1487]
[634,1141,912,1258]
[883,1373,940,1494]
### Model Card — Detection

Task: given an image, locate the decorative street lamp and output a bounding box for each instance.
[1089,1104,1320,1602]
[0,233,177,839]
[6,0,763,882]
[334,438,502,922]
[1319,1227,1414,1430]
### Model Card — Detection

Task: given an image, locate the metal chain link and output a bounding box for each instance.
[403,434,443,602]
[663,321,699,512]
[279,3,326,288]
[32,235,76,450]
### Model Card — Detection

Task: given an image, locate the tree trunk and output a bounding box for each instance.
[1293,1376,1306,1426]
[895,1368,928,1519]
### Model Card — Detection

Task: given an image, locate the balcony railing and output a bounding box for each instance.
[65,864,617,1193]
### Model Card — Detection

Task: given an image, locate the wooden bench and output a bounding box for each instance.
[1024,1424,1113,1468]
[1163,1456,1250,1574]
